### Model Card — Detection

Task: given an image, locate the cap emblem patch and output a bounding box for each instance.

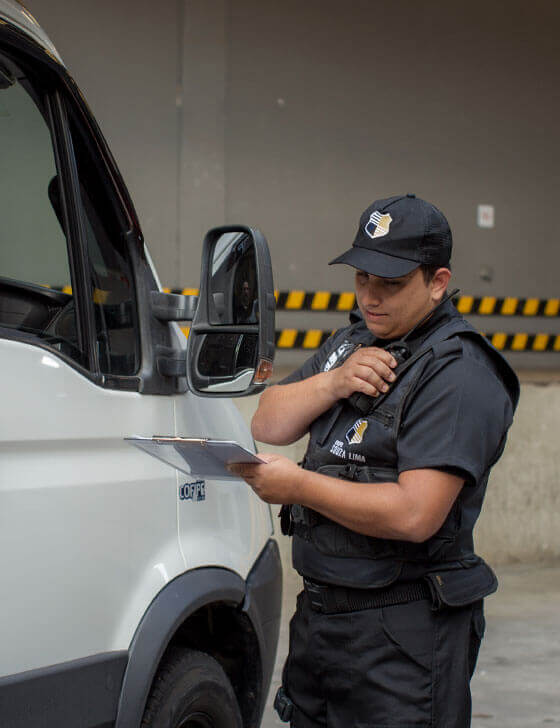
[346,419,368,445]
[365,211,392,239]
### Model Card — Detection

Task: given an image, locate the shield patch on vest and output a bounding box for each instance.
[346,418,368,445]
[365,211,392,239]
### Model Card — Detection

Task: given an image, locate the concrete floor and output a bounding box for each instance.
[260,556,560,727]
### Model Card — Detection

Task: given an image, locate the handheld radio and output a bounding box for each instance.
[348,288,460,415]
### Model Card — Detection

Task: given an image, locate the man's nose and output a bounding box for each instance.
[363,282,383,306]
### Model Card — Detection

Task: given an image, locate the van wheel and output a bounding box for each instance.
[141,648,243,728]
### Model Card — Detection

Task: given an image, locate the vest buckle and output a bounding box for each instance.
[340,463,358,480]
[303,578,327,611]
[273,687,294,722]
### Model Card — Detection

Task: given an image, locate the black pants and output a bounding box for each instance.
[280,590,485,728]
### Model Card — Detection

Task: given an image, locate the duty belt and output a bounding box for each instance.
[303,578,431,614]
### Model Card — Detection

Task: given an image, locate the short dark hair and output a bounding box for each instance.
[419,263,451,284]
[419,264,439,284]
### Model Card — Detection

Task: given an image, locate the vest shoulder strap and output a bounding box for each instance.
[444,327,520,409]
[365,316,519,415]
[356,316,471,389]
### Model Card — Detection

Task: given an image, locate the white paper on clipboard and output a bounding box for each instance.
[125,436,265,480]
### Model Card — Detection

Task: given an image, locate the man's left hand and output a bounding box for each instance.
[229,453,302,503]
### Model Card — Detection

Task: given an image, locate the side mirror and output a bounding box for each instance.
[186,226,275,396]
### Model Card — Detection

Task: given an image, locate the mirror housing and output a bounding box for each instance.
[186,226,275,397]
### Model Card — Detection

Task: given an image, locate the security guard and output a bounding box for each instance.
[231,195,519,728]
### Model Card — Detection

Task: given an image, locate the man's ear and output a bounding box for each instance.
[431,268,452,302]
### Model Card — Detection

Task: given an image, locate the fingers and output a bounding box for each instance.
[331,347,399,400]
[357,348,398,371]
[350,376,382,397]
[343,348,398,396]
[352,363,394,394]
[228,463,259,479]
[229,454,277,480]
[258,453,281,464]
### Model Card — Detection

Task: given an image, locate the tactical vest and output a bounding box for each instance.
[287,311,519,590]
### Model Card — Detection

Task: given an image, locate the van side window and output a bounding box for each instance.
[67,113,140,376]
[0,61,84,366]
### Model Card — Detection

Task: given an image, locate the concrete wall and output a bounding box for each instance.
[235,381,560,566]
[475,382,560,564]
[226,0,560,297]
[25,0,560,297]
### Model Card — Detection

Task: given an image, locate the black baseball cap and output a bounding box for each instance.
[329,194,452,278]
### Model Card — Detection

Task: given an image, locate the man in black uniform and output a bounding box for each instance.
[231,195,519,728]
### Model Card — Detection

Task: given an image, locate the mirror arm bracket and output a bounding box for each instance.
[156,345,187,378]
[151,291,198,322]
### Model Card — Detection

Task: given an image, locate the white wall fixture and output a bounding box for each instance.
[477,204,495,229]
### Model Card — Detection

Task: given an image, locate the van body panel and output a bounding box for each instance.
[174,392,274,579]
[0,337,182,676]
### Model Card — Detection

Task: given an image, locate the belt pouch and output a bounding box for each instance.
[279,504,292,536]
[425,562,498,608]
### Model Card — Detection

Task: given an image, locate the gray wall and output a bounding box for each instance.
[25,0,560,296]
[226,0,560,297]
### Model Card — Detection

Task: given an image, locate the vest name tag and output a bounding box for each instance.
[329,439,365,463]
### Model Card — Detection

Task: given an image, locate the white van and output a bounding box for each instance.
[0,2,281,727]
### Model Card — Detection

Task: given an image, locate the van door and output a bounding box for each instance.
[0,49,182,680]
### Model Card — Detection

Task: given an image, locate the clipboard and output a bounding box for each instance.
[125,436,265,480]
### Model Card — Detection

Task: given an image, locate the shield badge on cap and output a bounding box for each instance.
[365,211,392,239]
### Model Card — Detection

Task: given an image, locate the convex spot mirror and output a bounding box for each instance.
[187,226,275,396]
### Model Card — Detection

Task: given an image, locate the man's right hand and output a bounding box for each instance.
[252,348,398,445]
[329,347,398,399]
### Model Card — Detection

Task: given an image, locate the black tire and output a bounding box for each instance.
[141,648,243,728]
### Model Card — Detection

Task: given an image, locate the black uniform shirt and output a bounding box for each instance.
[279,300,517,487]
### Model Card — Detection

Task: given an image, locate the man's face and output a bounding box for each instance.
[241,280,251,307]
[354,267,447,339]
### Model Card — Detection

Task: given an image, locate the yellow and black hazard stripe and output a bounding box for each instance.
[453,296,560,317]
[275,329,334,349]
[273,292,560,316]
[275,290,357,311]
[179,327,560,352]
[271,329,560,352]
[165,287,200,296]
[482,333,560,352]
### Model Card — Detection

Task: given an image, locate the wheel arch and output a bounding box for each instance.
[114,566,246,728]
[115,540,282,728]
